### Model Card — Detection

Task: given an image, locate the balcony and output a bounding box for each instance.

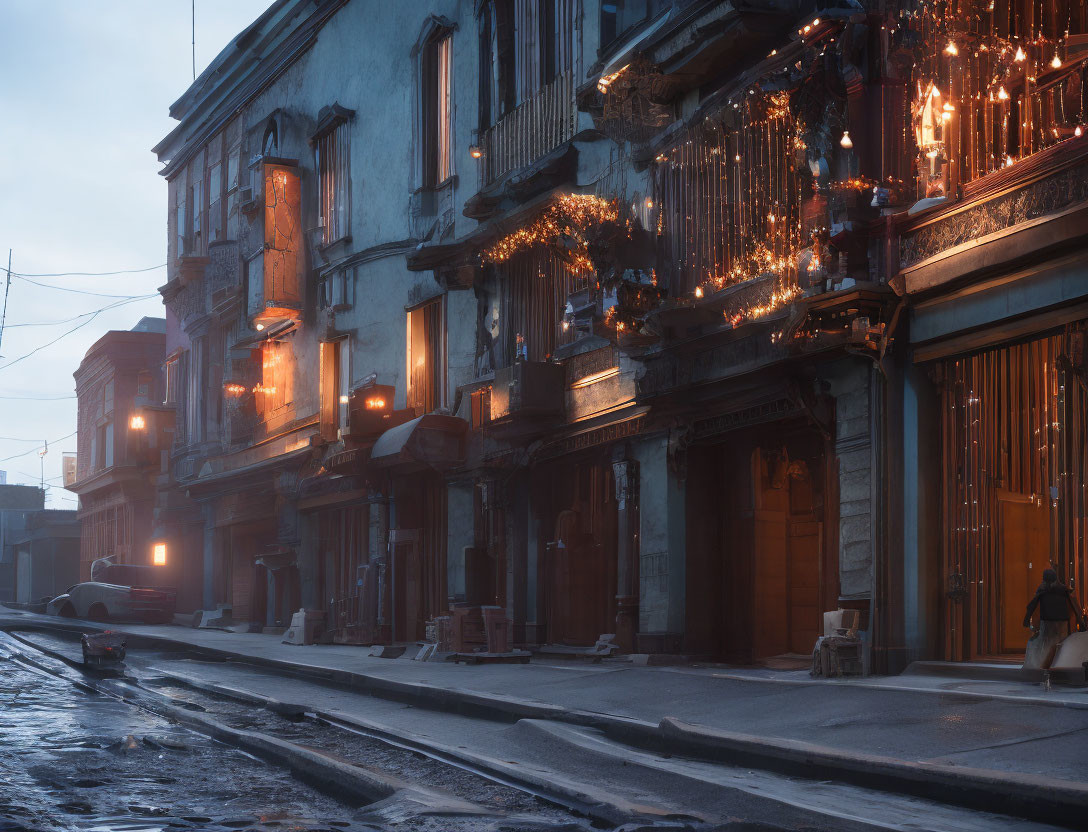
[489,361,565,433]
[480,71,576,186]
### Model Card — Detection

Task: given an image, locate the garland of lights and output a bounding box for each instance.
[480,194,619,270]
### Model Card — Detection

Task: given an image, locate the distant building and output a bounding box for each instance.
[11,510,80,604]
[67,318,170,583]
[0,484,46,602]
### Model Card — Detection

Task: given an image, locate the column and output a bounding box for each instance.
[612,450,639,653]
[633,432,686,653]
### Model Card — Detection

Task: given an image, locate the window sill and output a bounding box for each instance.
[320,235,353,255]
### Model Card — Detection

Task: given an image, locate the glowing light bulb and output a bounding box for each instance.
[945,42,958,56]
[840,131,853,149]
[694,286,704,299]
[1014,46,1026,62]
[734,154,741,162]
[255,322,266,331]
[469,146,483,159]
[1051,53,1062,69]
[1076,126,1084,137]
[997,86,1009,100]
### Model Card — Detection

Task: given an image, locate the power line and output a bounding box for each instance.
[0,250,12,357]
[0,394,75,401]
[14,275,160,299]
[0,295,156,372]
[8,263,166,279]
[0,431,75,463]
[4,294,161,328]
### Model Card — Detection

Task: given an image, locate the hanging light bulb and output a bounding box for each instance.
[1014,46,1026,62]
[694,285,704,299]
[997,86,1009,100]
[945,42,959,56]
[942,102,955,112]
[930,85,942,98]
[1051,53,1062,69]
[840,130,853,149]
[1076,125,1084,137]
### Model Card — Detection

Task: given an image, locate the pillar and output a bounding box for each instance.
[200,502,217,611]
[633,432,686,653]
[612,449,639,653]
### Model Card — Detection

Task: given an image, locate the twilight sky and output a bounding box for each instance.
[0,0,273,506]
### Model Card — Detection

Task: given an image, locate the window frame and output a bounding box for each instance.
[311,104,354,247]
[421,30,455,189]
[405,295,446,415]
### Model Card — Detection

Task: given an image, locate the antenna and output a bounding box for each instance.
[192,0,196,80]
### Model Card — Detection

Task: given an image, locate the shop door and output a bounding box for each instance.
[788,517,822,654]
[753,509,789,658]
[391,529,421,642]
[999,495,1050,653]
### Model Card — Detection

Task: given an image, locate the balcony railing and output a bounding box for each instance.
[481,71,576,186]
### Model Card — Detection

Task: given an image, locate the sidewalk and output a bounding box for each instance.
[4,609,1087,786]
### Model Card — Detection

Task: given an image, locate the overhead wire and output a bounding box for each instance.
[0,394,76,400]
[0,430,76,463]
[0,294,158,372]
[6,263,166,279]
[13,274,161,298]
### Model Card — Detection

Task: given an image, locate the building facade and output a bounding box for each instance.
[68,318,169,583]
[11,510,80,605]
[0,484,46,602]
[151,0,1088,671]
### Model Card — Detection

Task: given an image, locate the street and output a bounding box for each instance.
[1,623,1079,832]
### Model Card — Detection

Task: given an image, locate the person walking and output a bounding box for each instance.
[1022,568,1087,670]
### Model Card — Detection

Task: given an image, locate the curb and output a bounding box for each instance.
[659,717,1087,828]
[5,619,1086,828]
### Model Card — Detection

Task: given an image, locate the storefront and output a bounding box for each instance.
[935,325,1088,660]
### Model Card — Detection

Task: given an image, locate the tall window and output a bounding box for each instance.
[600,1,664,48]
[319,340,349,441]
[207,159,224,242]
[164,355,179,405]
[407,297,444,414]
[175,183,187,258]
[422,32,453,187]
[191,177,203,255]
[315,120,350,245]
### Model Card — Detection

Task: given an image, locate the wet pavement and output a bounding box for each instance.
[0,635,358,832]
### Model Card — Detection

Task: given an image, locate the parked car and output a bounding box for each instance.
[46,563,177,624]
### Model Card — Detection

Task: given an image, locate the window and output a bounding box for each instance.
[164,355,179,404]
[314,115,350,245]
[102,379,114,415]
[407,297,444,414]
[93,423,112,472]
[187,339,203,443]
[422,32,453,187]
[321,267,355,310]
[319,340,350,441]
[207,160,224,241]
[479,0,578,126]
[175,183,187,258]
[600,1,664,48]
[499,248,587,365]
[258,340,290,416]
[191,177,203,254]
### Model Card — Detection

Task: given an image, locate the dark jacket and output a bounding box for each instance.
[1023,581,1081,626]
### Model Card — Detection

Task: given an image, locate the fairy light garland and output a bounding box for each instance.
[480,194,619,265]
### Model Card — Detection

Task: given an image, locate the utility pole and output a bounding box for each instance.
[0,249,11,358]
[38,440,48,494]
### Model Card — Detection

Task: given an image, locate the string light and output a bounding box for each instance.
[480,194,618,265]
[840,131,853,148]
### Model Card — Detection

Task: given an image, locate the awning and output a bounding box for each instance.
[370,414,468,472]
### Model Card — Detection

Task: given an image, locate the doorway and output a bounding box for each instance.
[938,329,1088,660]
[686,424,831,662]
[536,454,617,646]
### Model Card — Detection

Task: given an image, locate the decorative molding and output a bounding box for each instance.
[900,159,1088,269]
[534,415,646,461]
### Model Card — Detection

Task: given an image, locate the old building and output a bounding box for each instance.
[0,484,45,602]
[11,510,80,605]
[883,0,1088,670]
[68,317,169,582]
[149,0,1088,671]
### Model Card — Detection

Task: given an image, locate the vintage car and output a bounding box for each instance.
[46,563,177,624]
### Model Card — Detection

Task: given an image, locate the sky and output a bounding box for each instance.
[0,0,274,506]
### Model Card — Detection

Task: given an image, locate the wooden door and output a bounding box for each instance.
[788,517,822,654]
[391,529,421,642]
[753,509,789,658]
[999,495,1050,652]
